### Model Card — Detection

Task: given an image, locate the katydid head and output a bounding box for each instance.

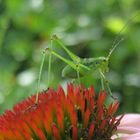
[93,57,109,73]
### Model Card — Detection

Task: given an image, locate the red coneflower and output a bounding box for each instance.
[0,83,123,140]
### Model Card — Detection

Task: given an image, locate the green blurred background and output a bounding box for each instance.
[0,0,140,114]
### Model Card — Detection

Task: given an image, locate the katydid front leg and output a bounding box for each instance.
[99,69,117,100]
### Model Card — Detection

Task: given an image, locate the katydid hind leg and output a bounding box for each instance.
[35,42,77,103]
[49,48,90,73]
[50,37,83,84]
[52,34,81,62]
[51,49,82,83]
[36,38,53,103]
[36,49,47,103]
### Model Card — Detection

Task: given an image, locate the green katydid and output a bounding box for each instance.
[35,34,123,103]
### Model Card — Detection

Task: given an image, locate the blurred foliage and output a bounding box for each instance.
[0,0,140,114]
